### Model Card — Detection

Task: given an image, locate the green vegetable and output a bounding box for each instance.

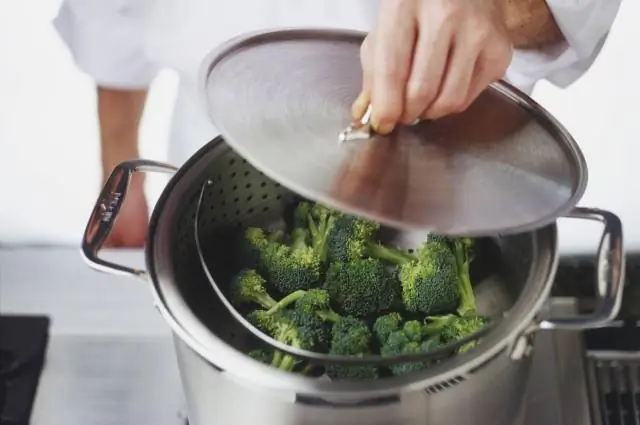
[325,257,401,317]
[230,269,305,312]
[326,316,378,380]
[326,214,412,264]
[372,312,403,344]
[294,288,342,322]
[378,319,443,376]
[247,310,321,372]
[260,228,323,295]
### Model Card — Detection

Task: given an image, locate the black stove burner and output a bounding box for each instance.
[0,315,50,425]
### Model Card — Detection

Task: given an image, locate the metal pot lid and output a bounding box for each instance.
[199,28,588,236]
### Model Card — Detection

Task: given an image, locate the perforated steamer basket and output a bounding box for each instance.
[81,135,624,425]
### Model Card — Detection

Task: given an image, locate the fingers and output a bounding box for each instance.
[351,35,374,121]
[421,35,476,120]
[421,15,512,120]
[370,0,417,134]
[356,0,513,130]
[400,7,453,124]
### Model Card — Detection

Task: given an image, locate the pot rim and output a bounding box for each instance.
[145,136,561,397]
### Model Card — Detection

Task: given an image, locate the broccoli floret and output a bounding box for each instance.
[380,327,443,376]
[230,269,306,312]
[429,236,490,353]
[230,269,277,309]
[247,310,319,372]
[260,228,323,295]
[402,320,425,343]
[376,235,460,316]
[401,242,460,315]
[293,201,313,229]
[326,214,412,264]
[294,289,342,322]
[281,309,331,353]
[441,315,489,353]
[325,258,401,318]
[373,313,403,344]
[305,203,338,263]
[326,316,378,380]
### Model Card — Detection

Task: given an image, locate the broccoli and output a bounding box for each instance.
[373,312,403,344]
[326,214,413,264]
[379,320,443,376]
[259,228,323,295]
[247,310,321,372]
[294,289,342,322]
[326,316,378,380]
[230,269,305,311]
[375,235,461,316]
[441,315,489,353]
[426,236,490,354]
[305,203,338,263]
[281,309,331,354]
[293,201,313,230]
[230,269,277,309]
[325,257,402,317]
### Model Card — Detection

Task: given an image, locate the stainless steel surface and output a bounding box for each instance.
[586,350,640,425]
[338,104,373,143]
[192,181,494,365]
[81,159,177,280]
[539,207,625,330]
[198,28,588,236]
[80,137,619,424]
[1,248,593,425]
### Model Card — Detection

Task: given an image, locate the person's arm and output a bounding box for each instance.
[502,0,566,49]
[53,0,159,247]
[504,0,623,91]
[97,88,148,181]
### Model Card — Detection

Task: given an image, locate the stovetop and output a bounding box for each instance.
[0,315,49,425]
[1,248,640,425]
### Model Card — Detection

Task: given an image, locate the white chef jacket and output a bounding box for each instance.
[53,0,622,166]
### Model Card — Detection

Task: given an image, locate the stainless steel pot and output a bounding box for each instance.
[81,136,625,425]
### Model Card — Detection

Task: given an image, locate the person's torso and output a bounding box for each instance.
[142,0,379,86]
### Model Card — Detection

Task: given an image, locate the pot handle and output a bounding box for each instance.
[540,207,625,330]
[81,159,178,280]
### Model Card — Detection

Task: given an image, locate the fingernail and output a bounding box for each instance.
[373,119,395,135]
[351,92,369,119]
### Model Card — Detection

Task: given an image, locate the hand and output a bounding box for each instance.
[352,0,513,134]
[103,173,149,249]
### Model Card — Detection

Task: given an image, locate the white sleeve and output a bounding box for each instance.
[504,0,622,91]
[52,0,159,89]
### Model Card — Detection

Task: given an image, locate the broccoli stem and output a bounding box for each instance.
[423,314,457,335]
[266,290,307,314]
[316,310,342,323]
[256,293,279,310]
[268,230,285,242]
[366,243,416,265]
[308,212,332,263]
[453,242,476,315]
[290,228,308,250]
[271,351,283,367]
[279,355,297,371]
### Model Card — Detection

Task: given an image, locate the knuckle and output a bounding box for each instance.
[431,97,467,117]
[407,81,436,105]
[376,105,403,123]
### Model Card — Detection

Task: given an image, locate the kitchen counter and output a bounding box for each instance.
[0,247,187,425]
[0,247,592,425]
